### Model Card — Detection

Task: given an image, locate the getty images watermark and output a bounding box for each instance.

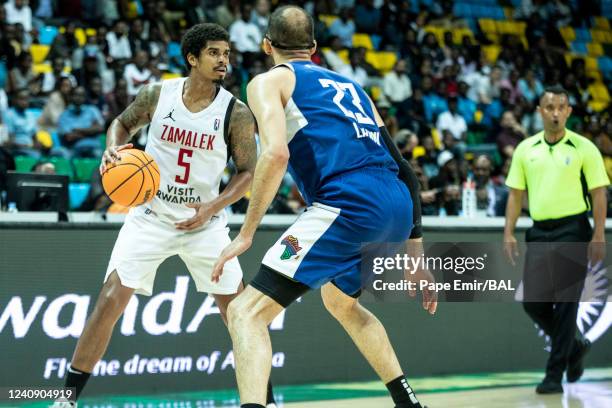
[359,242,610,303]
[371,252,514,293]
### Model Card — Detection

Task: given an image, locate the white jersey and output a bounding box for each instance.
[139,77,235,224]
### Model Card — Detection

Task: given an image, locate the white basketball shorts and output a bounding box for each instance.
[105,208,242,296]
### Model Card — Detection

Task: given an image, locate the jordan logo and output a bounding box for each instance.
[280,235,302,260]
[163,109,176,121]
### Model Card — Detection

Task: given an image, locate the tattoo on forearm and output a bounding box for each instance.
[229,101,257,173]
[117,83,161,135]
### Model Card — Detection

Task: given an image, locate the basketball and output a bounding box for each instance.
[102,149,160,208]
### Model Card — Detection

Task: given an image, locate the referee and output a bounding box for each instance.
[503,85,609,394]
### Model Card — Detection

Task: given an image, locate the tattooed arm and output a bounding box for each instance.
[175,100,257,231]
[219,100,257,208]
[100,83,162,173]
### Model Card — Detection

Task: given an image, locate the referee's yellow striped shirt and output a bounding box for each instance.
[506,129,609,221]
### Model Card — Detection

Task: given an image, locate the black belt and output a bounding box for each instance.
[533,212,588,230]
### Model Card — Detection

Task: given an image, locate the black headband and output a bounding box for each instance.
[265,35,314,50]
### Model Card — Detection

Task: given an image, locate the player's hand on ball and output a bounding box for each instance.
[99,143,134,174]
[175,202,217,231]
[212,233,253,283]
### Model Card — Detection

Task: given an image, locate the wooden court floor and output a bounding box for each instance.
[286,381,612,408]
[13,368,612,408]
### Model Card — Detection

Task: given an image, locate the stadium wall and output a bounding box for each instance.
[1,223,610,399]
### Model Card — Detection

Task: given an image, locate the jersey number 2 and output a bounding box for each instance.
[318,79,375,125]
[176,148,193,184]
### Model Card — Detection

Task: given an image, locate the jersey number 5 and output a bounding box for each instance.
[176,148,193,184]
[318,79,375,125]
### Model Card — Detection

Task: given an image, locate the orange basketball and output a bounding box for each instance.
[102,149,160,208]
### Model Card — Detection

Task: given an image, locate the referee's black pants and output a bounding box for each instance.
[522,212,591,382]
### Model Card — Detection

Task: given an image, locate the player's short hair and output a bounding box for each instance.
[266,5,315,51]
[181,23,229,69]
[540,85,570,104]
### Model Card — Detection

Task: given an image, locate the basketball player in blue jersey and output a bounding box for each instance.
[212,6,437,408]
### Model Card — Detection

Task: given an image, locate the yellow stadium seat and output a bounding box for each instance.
[479,19,496,34]
[585,56,598,71]
[452,27,474,44]
[559,26,576,43]
[124,1,139,18]
[161,72,181,80]
[33,63,52,74]
[370,86,382,101]
[589,100,609,112]
[412,146,426,159]
[485,33,499,44]
[319,14,338,27]
[352,33,373,50]
[497,21,526,35]
[589,70,602,81]
[495,21,508,33]
[30,44,50,64]
[424,26,445,45]
[431,128,442,150]
[365,51,397,73]
[591,29,612,44]
[85,28,96,36]
[594,16,610,30]
[74,28,86,46]
[482,45,501,63]
[337,49,349,64]
[589,83,611,103]
[587,42,604,57]
[566,53,598,72]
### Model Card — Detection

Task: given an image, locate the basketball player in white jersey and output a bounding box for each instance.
[54,24,277,407]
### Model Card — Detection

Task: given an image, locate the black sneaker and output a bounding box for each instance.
[535,379,563,394]
[567,339,591,383]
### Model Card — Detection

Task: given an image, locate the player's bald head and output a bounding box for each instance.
[266,5,314,51]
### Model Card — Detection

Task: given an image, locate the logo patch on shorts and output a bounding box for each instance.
[280,235,302,260]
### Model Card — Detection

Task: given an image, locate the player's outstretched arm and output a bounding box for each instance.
[100,83,161,173]
[239,72,290,238]
[212,71,290,281]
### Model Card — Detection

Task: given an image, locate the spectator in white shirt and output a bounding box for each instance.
[338,48,368,87]
[4,0,32,32]
[106,20,132,61]
[123,50,153,99]
[323,36,348,72]
[436,96,467,141]
[383,59,412,106]
[229,4,263,54]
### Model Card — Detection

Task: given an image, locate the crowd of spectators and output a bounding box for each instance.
[0,0,610,216]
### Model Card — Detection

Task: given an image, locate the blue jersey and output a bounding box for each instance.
[280,61,398,206]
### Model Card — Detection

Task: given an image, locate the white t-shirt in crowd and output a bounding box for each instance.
[436,111,467,140]
[5,0,32,31]
[229,20,262,53]
[123,64,152,97]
